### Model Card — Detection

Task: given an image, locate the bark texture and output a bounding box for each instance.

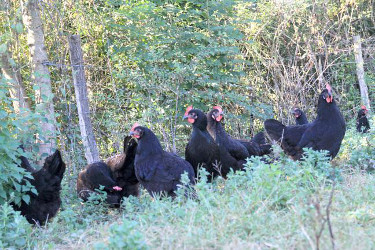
[0,47,30,113]
[22,0,57,164]
[68,35,100,164]
[353,35,371,110]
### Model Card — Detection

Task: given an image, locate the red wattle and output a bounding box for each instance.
[216,115,223,122]
[188,118,195,124]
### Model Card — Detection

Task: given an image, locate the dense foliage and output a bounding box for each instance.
[0,203,34,248]
[0,0,374,248]
[0,79,39,205]
[103,0,264,152]
[1,0,374,159]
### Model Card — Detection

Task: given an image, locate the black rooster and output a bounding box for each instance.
[356,105,370,133]
[129,124,195,197]
[264,84,346,160]
[184,106,224,180]
[292,108,309,125]
[77,136,139,205]
[14,150,66,225]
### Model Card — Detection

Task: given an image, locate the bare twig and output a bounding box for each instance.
[326,182,336,250]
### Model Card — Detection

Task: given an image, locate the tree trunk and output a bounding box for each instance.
[353,35,371,110]
[68,35,100,164]
[0,46,30,113]
[22,0,57,164]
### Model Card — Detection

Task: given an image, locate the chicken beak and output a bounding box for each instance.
[183,115,188,120]
[129,131,135,136]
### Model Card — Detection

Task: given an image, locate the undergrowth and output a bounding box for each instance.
[3,119,375,249]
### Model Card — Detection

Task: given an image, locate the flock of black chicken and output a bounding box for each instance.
[13,84,371,225]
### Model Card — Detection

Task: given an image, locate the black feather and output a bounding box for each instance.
[265,87,346,160]
[185,109,223,180]
[13,150,66,225]
[206,109,247,173]
[356,109,370,133]
[133,126,195,197]
[77,136,139,205]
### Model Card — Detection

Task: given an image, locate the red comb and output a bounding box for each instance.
[326,83,332,92]
[184,105,193,116]
[213,105,223,113]
[361,105,367,110]
[130,122,140,132]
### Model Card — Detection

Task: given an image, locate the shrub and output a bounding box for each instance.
[336,119,375,171]
[94,219,149,250]
[0,203,34,249]
[224,148,339,209]
[0,78,40,206]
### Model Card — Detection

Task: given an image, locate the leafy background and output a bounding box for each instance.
[0,0,374,248]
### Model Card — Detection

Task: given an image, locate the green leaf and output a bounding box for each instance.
[0,43,7,54]
[15,23,23,33]
[22,195,30,204]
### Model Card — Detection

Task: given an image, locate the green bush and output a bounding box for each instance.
[224,148,339,209]
[95,0,271,153]
[0,79,40,206]
[336,118,375,171]
[0,203,34,249]
[64,186,114,227]
[94,219,149,250]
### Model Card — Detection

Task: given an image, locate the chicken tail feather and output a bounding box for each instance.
[44,150,66,178]
[264,119,286,142]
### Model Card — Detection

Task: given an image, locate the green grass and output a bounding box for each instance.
[2,121,375,250]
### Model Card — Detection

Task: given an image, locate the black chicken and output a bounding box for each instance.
[292,108,309,125]
[207,106,271,157]
[183,106,224,180]
[77,136,139,205]
[77,162,124,205]
[129,123,195,197]
[14,150,66,225]
[206,106,247,171]
[207,106,250,160]
[105,136,139,197]
[264,84,346,160]
[356,105,370,133]
[237,132,272,157]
